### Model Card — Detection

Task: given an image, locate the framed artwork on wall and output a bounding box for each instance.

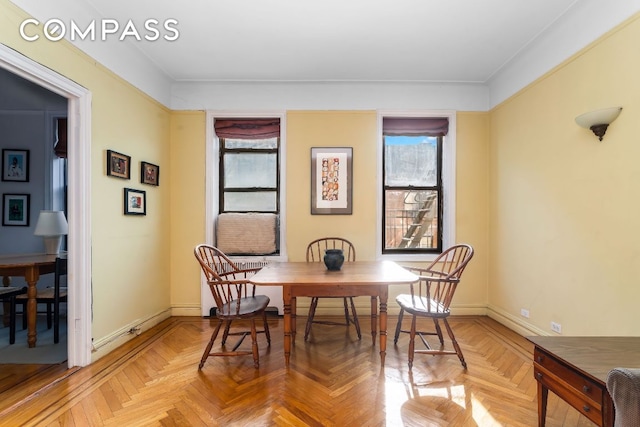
[140,161,159,186]
[310,147,353,215]
[2,193,30,226]
[106,150,131,179]
[124,188,146,215]
[2,149,29,182]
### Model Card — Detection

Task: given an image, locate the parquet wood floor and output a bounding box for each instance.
[0,315,596,426]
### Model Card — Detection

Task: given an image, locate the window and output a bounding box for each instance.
[213,117,282,255]
[219,137,279,213]
[381,115,453,255]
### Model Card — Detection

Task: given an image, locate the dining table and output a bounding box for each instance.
[0,253,59,347]
[250,260,418,366]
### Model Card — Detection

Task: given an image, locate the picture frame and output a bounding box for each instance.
[106,150,131,179]
[2,149,29,182]
[124,188,146,215]
[140,161,160,186]
[2,193,30,226]
[311,147,353,215]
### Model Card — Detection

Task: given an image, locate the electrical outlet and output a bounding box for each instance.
[520,308,530,318]
[551,321,562,334]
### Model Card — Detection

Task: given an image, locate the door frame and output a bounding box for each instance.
[0,43,92,367]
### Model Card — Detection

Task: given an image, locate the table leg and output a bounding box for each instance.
[25,266,39,348]
[370,296,377,344]
[379,287,388,366]
[537,379,548,427]
[283,287,292,366]
[291,296,297,342]
[2,275,11,327]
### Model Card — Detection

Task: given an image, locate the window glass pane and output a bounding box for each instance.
[224,138,278,149]
[224,192,277,211]
[384,136,437,186]
[224,153,277,188]
[385,190,438,250]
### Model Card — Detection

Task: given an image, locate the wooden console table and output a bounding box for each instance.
[527,336,640,427]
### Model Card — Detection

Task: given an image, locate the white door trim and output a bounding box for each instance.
[0,43,92,367]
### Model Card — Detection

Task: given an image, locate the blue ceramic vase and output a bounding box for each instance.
[323,249,345,271]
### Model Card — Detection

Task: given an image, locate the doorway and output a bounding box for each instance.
[0,43,92,368]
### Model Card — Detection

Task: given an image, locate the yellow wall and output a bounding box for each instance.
[488,15,640,335]
[286,111,379,261]
[1,0,172,351]
[169,111,206,315]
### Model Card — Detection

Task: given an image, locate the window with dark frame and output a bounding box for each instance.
[382,117,448,254]
[215,118,281,255]
[218,137,280,214]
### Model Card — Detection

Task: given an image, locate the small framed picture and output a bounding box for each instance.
[311,147,353,215]
[106,150,131,179]
[140,161,160,186]
[2,193,30,226]
[124,188,146,215]
[2,149,29,182]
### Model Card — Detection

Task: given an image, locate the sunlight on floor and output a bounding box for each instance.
[385,380,501,426]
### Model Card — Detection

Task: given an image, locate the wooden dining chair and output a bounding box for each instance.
[0,286,27,344]
[393,244,474,369]
[14,255,68,344]
[304,237,361,341]
[194,244,271,369]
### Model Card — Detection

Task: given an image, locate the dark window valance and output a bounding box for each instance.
[214,118,280,140]
[382,117,449,137]
[55,118,67,158]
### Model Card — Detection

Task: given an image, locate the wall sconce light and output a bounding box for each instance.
[575,107,622,141]
[34,210,68,254]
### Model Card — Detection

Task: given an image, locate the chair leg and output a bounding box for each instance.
[432,318,445,345]
[262,311,271,345]
[394,308,405,344]
[443,318,466,369]
[21,301,27,330]
[46,302,53,329]
[221,320,232,345]
[199,320,223,370]
[250,319,259,368]
[9,296,17,345]
[408,314,417,370]
[53,300,60,344]
[304,297,319,341]
[348,297,361,340]
[342,298,350,326]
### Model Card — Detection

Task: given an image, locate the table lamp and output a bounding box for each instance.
[33,210,68,254]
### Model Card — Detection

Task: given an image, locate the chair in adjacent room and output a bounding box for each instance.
[304,237,361,341]
[0,286,27,344]
[193,244,271,369]
[393,244,474,369]
[14,255,68,344]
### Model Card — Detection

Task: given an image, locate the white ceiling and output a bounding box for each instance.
[7,0,640,108]
[83,0,578,83]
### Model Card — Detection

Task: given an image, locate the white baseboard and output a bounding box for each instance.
[91,309,171,362]
[486,304,548,337]
[170,304,202,317]
[298,298,488,317]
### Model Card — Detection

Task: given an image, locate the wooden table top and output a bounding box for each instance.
[527,336,640,383]
[250,260,418,286]
[0,253,59,268]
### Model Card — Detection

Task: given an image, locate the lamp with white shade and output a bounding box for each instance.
[33,210,68,254]
[575,107,622,141]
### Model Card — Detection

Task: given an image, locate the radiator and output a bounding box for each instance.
[201,259,283,316]
[223,259,270,273]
